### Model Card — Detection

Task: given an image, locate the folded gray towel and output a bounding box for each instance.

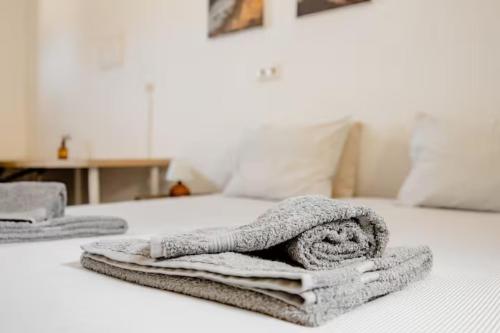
[81,240,432,327]
[0,182,128,243]
[0,182,66,223]
[0,215,128,244]
[151,195,389,270]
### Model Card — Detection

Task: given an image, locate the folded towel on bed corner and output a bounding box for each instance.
[80,195,432,326]
[0,182,128,243]
[151,195,389,270]
[0,182,67,223]
[0,215,128,243]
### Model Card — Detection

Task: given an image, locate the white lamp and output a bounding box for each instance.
[166,159,195,197]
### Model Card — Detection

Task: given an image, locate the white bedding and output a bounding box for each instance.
[1,195,499,333]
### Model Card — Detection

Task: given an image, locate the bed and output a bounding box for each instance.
[1,195,499,333]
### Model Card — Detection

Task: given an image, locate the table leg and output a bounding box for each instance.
[74,168,83,205]
[88,167,100,204]
[149,166,160,196]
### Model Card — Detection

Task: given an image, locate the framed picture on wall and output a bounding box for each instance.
[297,0,369,17]
[208,0,264,38]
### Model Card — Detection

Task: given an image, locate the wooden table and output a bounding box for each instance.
[0,159,170,205]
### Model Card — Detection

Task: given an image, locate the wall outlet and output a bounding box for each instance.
[257,66,280,82]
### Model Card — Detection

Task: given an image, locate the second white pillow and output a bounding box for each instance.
[224,119,352,200]
[398,112,500,212]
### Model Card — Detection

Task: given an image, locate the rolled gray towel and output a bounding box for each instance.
[151,195,389,269]
[0,182,67,223]
[81,239,432,327]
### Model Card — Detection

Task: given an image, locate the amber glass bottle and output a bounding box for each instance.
[58,136,70,160]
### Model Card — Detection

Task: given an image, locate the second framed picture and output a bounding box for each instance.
[297,0,369,17]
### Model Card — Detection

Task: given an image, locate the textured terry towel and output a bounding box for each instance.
[0,182,67,223]
[81,240,432,327]
[151,195,389,270]
[80,196,432,326]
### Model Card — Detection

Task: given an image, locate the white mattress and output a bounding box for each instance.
[1,195,499,333]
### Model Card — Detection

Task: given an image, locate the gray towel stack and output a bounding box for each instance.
[0,182,128,243]
[81,195,432,327]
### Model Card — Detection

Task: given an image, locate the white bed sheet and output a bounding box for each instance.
[1,195,499,333]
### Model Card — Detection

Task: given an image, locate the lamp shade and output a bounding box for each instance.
[166,159,196,182]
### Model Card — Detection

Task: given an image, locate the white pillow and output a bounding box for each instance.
[398,113,500,212]
[224,119,352,200]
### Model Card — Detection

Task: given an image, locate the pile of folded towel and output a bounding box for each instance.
[0,182,127,243]
[80,195,432,327]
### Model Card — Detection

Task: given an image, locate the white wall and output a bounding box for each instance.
[0,0,35,159]
[34,0,159,159]
[32,0,500,197]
